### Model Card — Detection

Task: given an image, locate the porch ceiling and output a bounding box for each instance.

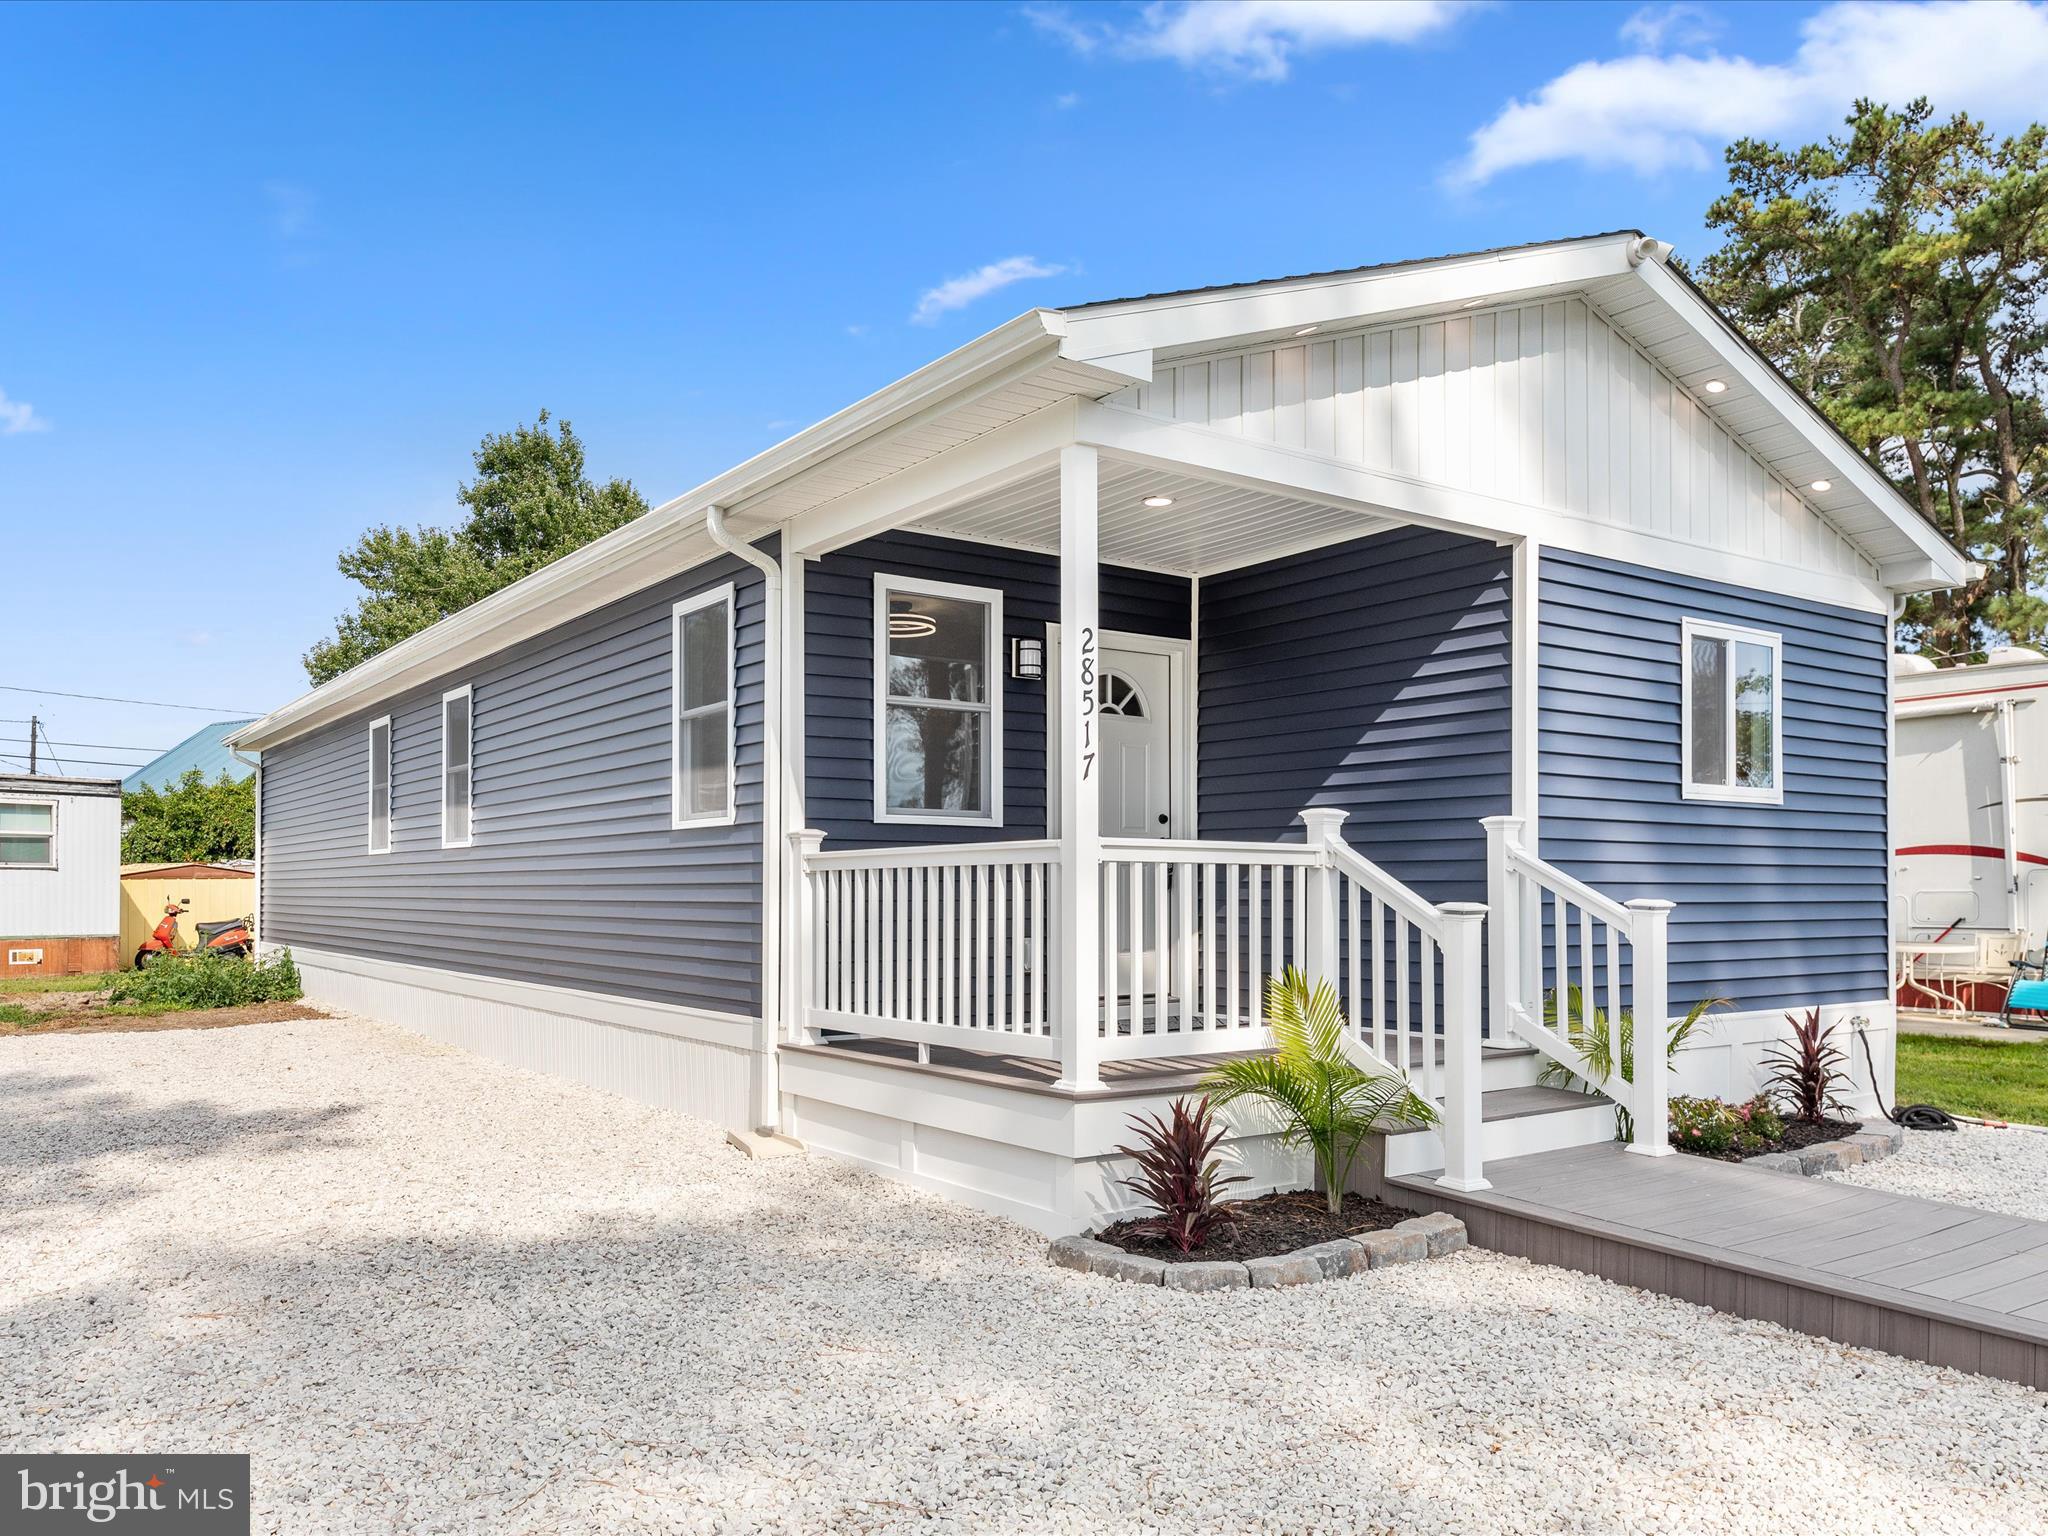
[909,458,1401,577]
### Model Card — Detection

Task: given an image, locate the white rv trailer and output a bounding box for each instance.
[1892,649,2048,1016]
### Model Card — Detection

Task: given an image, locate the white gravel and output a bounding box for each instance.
[5,1013,2048,1535]
[1824,1121,2048,1221]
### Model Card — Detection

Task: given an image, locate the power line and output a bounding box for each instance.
[0,685,264,714]
[34,720,69,777]
[0,754,148,770]
[38,739,173,754]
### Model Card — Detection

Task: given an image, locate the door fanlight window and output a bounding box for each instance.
[1099,671,1147,718]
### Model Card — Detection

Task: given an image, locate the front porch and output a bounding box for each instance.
[773,438,1681,1230]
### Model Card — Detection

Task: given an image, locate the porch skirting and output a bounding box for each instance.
[276,945,764,1132]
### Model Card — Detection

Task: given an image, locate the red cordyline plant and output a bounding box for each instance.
[1114,1095,1247,1254]
[1764,1008,1853,1123]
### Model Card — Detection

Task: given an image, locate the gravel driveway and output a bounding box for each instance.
[1825,1120,2048,1220]
[5,1014,2047,1535]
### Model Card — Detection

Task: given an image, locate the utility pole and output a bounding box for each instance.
[26,715,36,775]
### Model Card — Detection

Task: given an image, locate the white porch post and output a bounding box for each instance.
[1625,898,1675,1157]
[1436,901,1490,1192]
[1481,815,1523,1042]
[1297,807,1348,994]
[1055,445,1103,1091]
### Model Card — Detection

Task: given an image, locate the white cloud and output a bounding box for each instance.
[1618,3,1716,51]
[263,179,316,240]
[1054,90,1082,109]
[1457,1,2048,185]
[0,388,48,436]
[1027,0,1472,82]
[911,256,1067,325]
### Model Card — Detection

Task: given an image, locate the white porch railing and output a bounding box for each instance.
[792,811,1491,1183]
[1483,815,1674,1159]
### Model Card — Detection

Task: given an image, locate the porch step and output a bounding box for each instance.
[1383,1083,1615,1179]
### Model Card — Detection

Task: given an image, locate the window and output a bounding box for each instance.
[1682,618,1782,803]
[441,686,473,848]
[672,584,736,828]
[0,800,55,868]
[367,716,392,855]
[874,574,1002,825]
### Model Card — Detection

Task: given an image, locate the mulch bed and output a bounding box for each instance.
[1096,1189,1414,1263]
[1677,1115,1862,1163]
[0,1002,328,1036]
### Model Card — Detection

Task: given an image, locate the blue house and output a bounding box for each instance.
[231,234,1967,1235]
[121,720,257,793]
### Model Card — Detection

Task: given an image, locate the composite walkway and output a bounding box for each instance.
[1388,1140,2048,1390]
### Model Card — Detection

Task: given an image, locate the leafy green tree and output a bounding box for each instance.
[121,769,254,864]
[1698,100,2048,658]
[305,411,648,683]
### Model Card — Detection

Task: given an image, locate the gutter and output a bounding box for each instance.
[705,507,785,1136]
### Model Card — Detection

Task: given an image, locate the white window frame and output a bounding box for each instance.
[441,685,474,849]
[366,715,392,856]
[1680,617,1785,806]
[0,797,57,871]
[873,572,1004,828]
[672,582,739,830]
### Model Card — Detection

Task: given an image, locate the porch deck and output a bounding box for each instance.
[1387,1141,2048,1390]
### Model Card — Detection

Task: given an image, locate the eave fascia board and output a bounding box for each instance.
[231,313,1074,753]
[1053,234,1643,363]
[1631,258,1968,589]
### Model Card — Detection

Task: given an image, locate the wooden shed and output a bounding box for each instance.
[119,862,255,966]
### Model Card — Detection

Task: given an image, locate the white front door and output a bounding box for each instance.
[1098,649,1173,840]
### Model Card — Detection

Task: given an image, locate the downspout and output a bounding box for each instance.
[231,746,262,949]
[705,505,785,1134]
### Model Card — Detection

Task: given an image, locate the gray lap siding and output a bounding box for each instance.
[803,530,1191,849]
[260,552,767,1015]
[1537,547,1889,1013]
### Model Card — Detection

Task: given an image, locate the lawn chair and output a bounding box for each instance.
[2001,948,2048,1029]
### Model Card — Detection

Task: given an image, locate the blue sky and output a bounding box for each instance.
[5,0,2045,772]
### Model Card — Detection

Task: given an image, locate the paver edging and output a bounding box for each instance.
[1746,1119,1906,1178]
[1047,1212,1467,1287]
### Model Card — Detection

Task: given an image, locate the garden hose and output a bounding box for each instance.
[1855,1019,1957,1132]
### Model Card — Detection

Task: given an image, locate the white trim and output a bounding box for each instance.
[0,794,58,871]
[1045,625,1195,841]
[1679,617,1784,805]
[440,685,474,849]
[1511,537,1539,845]
[872,571,1005,828]
[365,715,392,856]
[671,581,740,830]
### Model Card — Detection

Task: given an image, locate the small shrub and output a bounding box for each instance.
[1731,1094,1784,1151]
[1763,1008,1853,1123]
[109,949,303,1012]
[1669,1095,1741,1155]
[1114,1096,1248,1254]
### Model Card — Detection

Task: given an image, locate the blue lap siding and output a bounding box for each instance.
[803,530,1190,848]
[1538,547,1889,1012]
[1197,527,1513,902]
[260,550,770,1016]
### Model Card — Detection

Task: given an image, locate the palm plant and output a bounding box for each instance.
[1537,987,1727,1142]
[1114,1095,1247,1254]
[1203,967,1437,1216]
[1763,1008,1852,1123]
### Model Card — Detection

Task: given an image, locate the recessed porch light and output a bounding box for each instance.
[1142,495,1175,508]
[1460,298,1486,309]
[1293,325,1320,337]
[1810,479,1832,492]
[1703,379,1728,394]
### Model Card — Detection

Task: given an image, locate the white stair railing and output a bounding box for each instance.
[1482,815,1675,1158]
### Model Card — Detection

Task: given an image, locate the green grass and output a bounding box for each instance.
[0,970,123,995]
[1897,1033,2048,1124]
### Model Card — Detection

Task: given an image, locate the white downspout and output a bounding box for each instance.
[704,505,785,1134]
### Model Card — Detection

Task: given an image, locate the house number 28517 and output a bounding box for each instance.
[1077,626,1097,781]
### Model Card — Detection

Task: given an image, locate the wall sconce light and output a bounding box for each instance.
[1011,636,1044,681]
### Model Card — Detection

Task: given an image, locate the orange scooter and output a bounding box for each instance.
[135,900,253,970]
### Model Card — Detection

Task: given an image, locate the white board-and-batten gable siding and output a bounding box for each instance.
[1105,295,1880,592]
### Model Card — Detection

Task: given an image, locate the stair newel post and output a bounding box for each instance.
[790,829,826,1046]
[1297,807,1349,1004]
[1480,815,1523,1044]
[1624,898,1676,1158]
[1436,901,1490,1192]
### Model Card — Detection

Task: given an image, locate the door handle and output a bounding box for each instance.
[1157,813,1169,826]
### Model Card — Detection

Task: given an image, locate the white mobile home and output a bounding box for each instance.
[0,774,123,977]
[232,233,1968,1235]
